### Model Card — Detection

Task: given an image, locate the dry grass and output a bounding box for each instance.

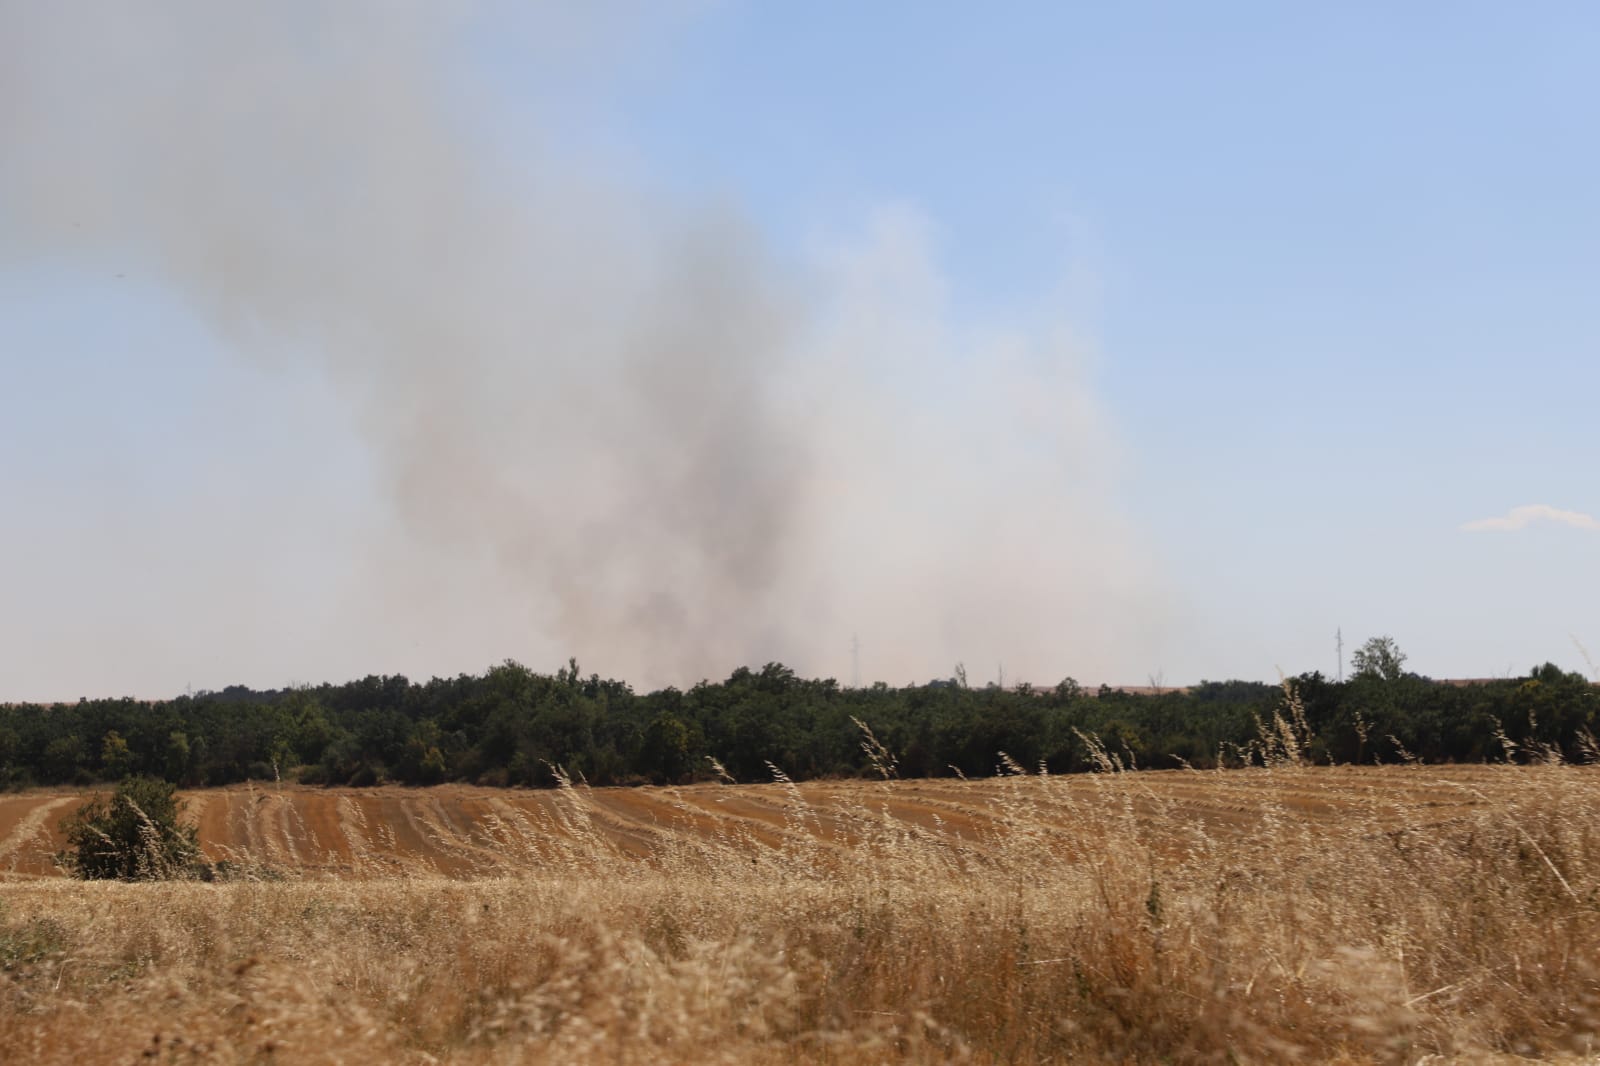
[1,763,1599,1063]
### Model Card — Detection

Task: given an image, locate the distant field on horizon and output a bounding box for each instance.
[13,676,1592,706]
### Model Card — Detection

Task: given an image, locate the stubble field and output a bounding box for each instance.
[1,764,1597,1063]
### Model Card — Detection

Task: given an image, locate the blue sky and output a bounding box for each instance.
[614,2,1600,675]
[1,3,1596,698]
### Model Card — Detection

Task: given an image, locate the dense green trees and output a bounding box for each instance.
[1,649,1594,790]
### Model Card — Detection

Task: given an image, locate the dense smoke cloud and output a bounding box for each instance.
[0,3,1162,691]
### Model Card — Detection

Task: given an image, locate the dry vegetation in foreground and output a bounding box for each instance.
[1,760,1599,1063]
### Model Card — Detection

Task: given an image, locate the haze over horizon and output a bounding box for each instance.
[2,3,1596,701]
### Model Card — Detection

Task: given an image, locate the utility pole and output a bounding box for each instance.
[1336,628,1344,683]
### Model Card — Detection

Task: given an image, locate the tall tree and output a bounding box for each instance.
[1351,636,1407,682]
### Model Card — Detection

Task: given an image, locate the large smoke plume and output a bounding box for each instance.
[0,3,1163,692]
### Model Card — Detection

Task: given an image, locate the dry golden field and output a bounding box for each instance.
[1,763,1598,1063]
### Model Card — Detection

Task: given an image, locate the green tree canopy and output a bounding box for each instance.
[1351,636,1408,682]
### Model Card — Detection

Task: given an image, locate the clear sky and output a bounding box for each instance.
[2,2,1596,699]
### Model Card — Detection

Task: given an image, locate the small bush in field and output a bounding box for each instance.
[57,775,201,880]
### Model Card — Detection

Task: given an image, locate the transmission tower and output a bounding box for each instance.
[1336,627,1344,683]
[851,633,860,689]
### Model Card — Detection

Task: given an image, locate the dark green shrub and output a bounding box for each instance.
[57,776,201,880]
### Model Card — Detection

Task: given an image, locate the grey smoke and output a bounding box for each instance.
[0,3,1163,692]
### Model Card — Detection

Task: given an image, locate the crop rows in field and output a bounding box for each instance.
[0,763,1542,880]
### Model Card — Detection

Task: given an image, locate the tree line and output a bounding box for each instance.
[1,642,1594,790]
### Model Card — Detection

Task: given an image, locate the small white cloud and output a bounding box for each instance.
[1461,504,1600,533]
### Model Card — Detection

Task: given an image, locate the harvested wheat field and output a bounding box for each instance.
[2,764,1598,1063]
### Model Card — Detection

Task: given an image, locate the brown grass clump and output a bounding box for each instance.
[1,763,1599,1062]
